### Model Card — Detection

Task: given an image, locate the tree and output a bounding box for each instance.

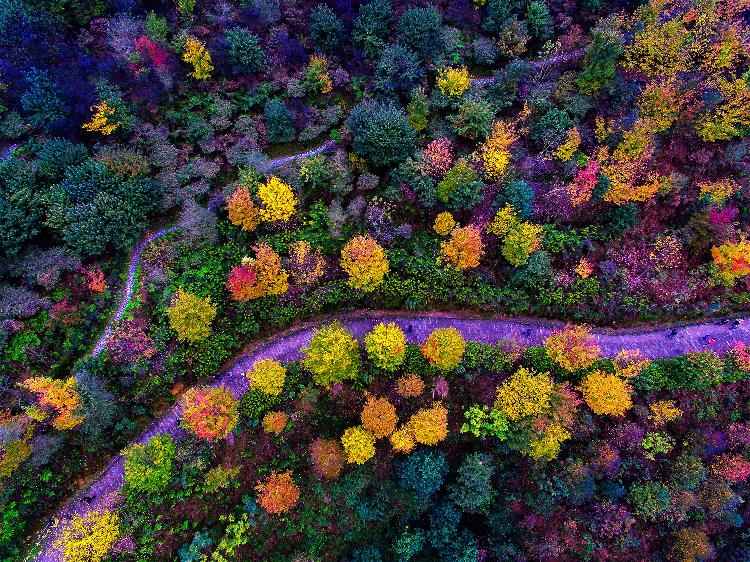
[247,358,287,396]
[711,240,750,286]
[227,244,288,301]
[166,289,217,342]
[496,179,534,220]
[302,322,361,386]
[545,324,601,371]
[449,453,496,513]
[440,225,484,270]
[352,0,392,59]
[346,100,416,167]
[263,100,295,144]
[21,69,69,133]
[374,43,424,96]
[408,403,448,445]
[365,322,407,371]
[123,434,176,494]
[361,395,398,437]
[494,367,553,420]
[341,426,376,464]
[257,176,298,222]
[483,0,520,33]
[397,7,443,61]
[55,509,120,562]
[436,67,471,98]
[0,157,40,258]
[224,28,265,74]
[436,159,484,211]
[310,438,346,479]
[309,4,344,54]
[226,186,261,231]
[524,1,550,42]
[182,37,213,80]
[256,471,300,514]
[449,97,495,141]
[340,235,390,292]
[578,371,633,416]
[576,31,622,95]
[288,240,325,285]
[20,376,83,430]
[479,121,517,180]
[179,385,239,440]
[420,327,466,371]
[398,450,448,496]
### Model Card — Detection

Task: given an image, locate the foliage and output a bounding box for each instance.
[20,376,83,430]
[545,324,601,371]
[578,371,633,416]
[361,395,398,438]
[56,509,120,562]
[179,386,239,440]
[310,438,345,479]
[479,121,517,180]
[226,186,261,232]
[347,101,416,167]
[340,235,390,292]
[247,358,287,396]
[398,449,448,496]
[309,4,344,54]
[183,37,213,80]
[227,244,288,301]
[167,289,217,342]
[433,212,456,236]
[436,67,471,98]
[261,411,287,434]
[711,240,750,286]
[420,327,466,371]
[408,403,448,445]
[460,405,509,439]
[365,322,407,371]
[256,470,300,514]
[257,176,298,222]
[224,28,265,74]
[352,0,392,59]
[440,224,484,270]
[302,322,361,386]
[449,453,495,512]
[123,434,176,494]
[341,426,376,464]
[397,7,443,61]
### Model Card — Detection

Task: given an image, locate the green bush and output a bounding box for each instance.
[346,100,416,168]
[225,28,266,74]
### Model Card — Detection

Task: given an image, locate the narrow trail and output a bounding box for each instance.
[471,48,586,86]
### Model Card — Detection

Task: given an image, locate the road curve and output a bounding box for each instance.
[32,306,750,560]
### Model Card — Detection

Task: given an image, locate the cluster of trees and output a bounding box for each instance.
[55,321,750,561]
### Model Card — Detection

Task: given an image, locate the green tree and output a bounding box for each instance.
[309,4,344,54]
[397,7,443,61]
[264,100,295,144]
[352,0,392,59]
[576,31,622,95]
[225,28,266,74]
[346,100,416,167]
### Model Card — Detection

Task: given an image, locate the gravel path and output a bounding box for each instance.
[264,139,337,170]
[472,48,586,86]
[1,143,19,159]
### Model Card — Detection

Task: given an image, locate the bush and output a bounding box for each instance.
[420,327,466,371]
[167,289,217,343]
[483,0,520,33]
[346,100,416,167]
[576,31,622,95]
[629,481,671,521]
[309,4,344,54]
[302,322,361,386]
[524,1,550,41]
[496,179,534,220]
[340,235,390,292]
[449,97,495,140]
[224,28,265,74]
[179,386,239,441]
[397,7,443,61]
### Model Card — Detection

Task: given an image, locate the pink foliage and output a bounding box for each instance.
[712,453,750,483]
[421,138,454,178]
[107,318,156,364]
[567,160,599,207]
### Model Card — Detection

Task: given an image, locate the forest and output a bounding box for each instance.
[0,0,749,560]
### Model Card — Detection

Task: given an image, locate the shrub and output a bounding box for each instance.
[365,322,407,371]
[341,426,376,464]
[309,4,344,54]
[56,509,120,562]
[422,139,454,178]
[340,235,390,292]
[256,471,300,514]
[288,240,326,286]
[436,159,484,211]
[123,434,176,494]
[310,438,346,479]
[258,176,297,222]
[450,453,495,513]
[397,7,443,61]
[494,367,553,420]
[409,403,448,445]
[247,358,287,396]
[263,100,295,144]
[649,400,682,426]
[420,327,466,371]
[398,449,448,496]
[496,179,534,220]
[578,371,633,416]
[180,386,239,441]
[436,67,471,98]
[361,395,398,438]
[82,101,120,135]
[21,69,69,133]
[302,322,360,386]
[641,431,675,460]
[261,411,288,434]
[433,212,456,236]
[346,101,416,168]
[545,325,601,371]
[167,289,217,342]
[440,224,484,270]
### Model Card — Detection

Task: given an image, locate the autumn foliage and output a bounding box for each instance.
[179,386,239,441]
